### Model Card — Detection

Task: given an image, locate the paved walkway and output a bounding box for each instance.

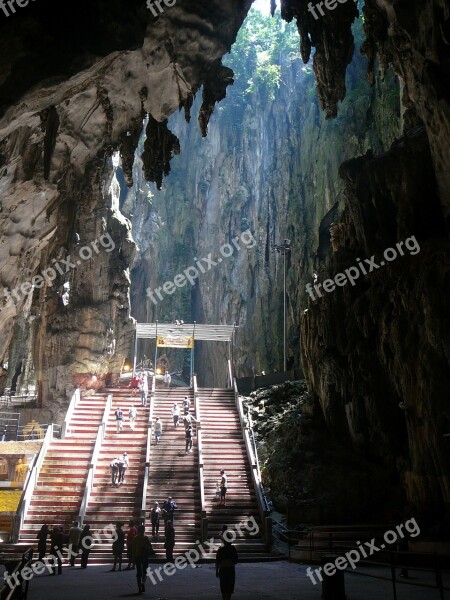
[18,561,449,599]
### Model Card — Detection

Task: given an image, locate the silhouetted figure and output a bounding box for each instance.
[126,520,138,570]
[219,470,228,506]
[164,520,175,562]
[68,521,81,566]
[111,523,125,571]
[36,524,49,561]
[132,524,155,593]
[50,526,65,575]
[80,524,92,568]
[216,526,238,600]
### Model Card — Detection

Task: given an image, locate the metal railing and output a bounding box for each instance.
[0,393,37,409]
[233,379,272,547]
[141,377,155,524]
[227,359,233,389]
[193,376,207,541]
[78,394,112,525]
[61,387,80,439]
[0,547,33,600]
[12,424,55,542]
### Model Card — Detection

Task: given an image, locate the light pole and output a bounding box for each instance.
[273,239,291,372]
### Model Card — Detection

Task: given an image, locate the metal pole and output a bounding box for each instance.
[154,320,158,377]
[283,249,286,372]
[133,329,138,377]
[190,321,196,386]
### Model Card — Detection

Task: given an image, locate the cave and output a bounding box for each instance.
[0,0,449,595]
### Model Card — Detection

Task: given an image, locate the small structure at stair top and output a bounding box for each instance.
[133,323,239,382]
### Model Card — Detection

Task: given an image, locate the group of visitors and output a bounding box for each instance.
[114,405,138,432]
[128,371,150,407]
[110,452,129,485]
[36,521,92,572]
[153,396,198,454]
[35,518,238,599]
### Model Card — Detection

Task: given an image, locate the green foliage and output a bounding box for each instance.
[224,9,299,110]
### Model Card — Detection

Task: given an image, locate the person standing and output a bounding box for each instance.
[151,502,161,537]
[129,405,137,431]
[111,523,125,571]
[140,374,148,407]
[172,403,180,427]
[129,374,139,396]
[164,372,171,388]
[182,396,190,415]
[216,525,239,600]
[80,524,92,568]
[164,520,175,562]
[132,524,154,594]
[110,456,120,486]
[49,526,64,575]
[185,424,193,453]
[118,452,129,484]
[36,524,49,561]
[125,520,138,570]
[154,417,162,444]
[219,470,228,506]
[68,521,82,566]
[115,407,124,433]
[162,496,177,524]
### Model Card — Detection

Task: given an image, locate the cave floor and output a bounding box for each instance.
[24,560,449,599]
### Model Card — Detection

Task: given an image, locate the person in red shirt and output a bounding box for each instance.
[125,520,138,570]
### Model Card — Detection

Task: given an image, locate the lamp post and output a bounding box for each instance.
[273,239,291,372]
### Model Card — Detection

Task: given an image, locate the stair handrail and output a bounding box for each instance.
[193,376,207,541]
[227,359,233,389]
[12,423,54,542]
[234,379,272,547]
[61,387,80,439]
[78,393,112,525]
[141,377,155,523]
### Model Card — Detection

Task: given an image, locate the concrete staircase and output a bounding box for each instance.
[82,387,149,564]
[199,388,268,559]
[145,388,201,555]
[18,393,107,549]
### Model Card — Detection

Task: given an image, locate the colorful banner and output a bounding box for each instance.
[156,335,194,349]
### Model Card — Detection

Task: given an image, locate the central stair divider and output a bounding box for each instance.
[78,393,112,525]
[232,372,273,548]
[61,387,81,439]
[193,376,207,541]
[141,377,155,524]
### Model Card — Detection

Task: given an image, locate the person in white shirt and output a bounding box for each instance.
[129,405,137,431]
[140,374,149,406]
[118,452,129,484]
[164,372,171,388]
[154,417,162,444]
[172,403,180,427]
